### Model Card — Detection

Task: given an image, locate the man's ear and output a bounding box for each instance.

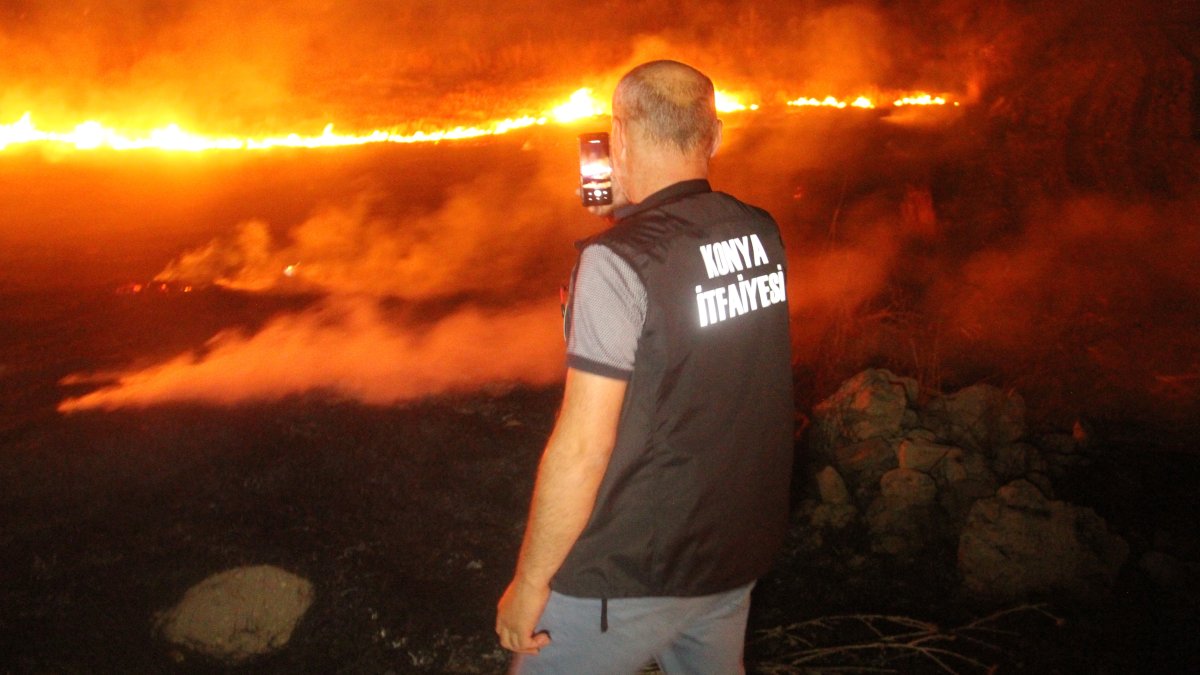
[709,119,723,158]
[611,117,626,160]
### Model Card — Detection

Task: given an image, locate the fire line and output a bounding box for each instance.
[0,88,957,154]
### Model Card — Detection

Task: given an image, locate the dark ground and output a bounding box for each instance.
[0,284,1198,674]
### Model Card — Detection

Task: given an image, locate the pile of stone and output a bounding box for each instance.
[805,369,1128,601]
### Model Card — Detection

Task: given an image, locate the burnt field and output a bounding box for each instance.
[1,284,1198,673]
[2,107,1199,673]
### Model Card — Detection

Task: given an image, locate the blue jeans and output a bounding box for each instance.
[509,582,754,675]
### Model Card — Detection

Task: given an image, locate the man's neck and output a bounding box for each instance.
[625,150,709,203]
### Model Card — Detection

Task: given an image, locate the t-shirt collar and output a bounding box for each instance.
[613,179,712,222]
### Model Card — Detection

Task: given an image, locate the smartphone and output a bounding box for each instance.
[578,132,613,206]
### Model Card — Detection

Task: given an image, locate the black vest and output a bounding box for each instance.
[553,180,794,598]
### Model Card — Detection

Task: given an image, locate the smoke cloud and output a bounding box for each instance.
[929,193,1200,413]
[30,0,1198,427]
[58,135,587,411]
[155,159,582,300]
[0,0,993,131]
[58,296,564,412]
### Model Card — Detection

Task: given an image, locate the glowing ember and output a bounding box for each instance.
[787,95,874,110]
[893,93,954,107]
[787,92,959,110]
[115,280,193,295]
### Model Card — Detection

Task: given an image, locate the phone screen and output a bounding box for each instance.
[579,132,613,206]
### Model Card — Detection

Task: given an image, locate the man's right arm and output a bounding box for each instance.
[495,367,627,654]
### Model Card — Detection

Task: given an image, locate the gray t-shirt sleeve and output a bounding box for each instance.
[566,244,647,380]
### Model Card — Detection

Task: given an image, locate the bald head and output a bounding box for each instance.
[613,60,719,157]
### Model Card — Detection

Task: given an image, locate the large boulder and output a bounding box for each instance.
[868,469,943,557]
[810,369,919,458]
[897,438,956,473]
[958,480,1128,601]
[934,447,999,526]
[990,442,1046,482]
[880,468,938,506]
[868,501,941,558]
[810,466,859,529]
[156,565,314,663]
[832,437,898,493]
[921,384,1025,454]
[815,466,852,505]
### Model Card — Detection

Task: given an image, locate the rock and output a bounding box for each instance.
[936,448,997,489]
[156,565,314,663]
[995,479,1048,511]
[810,369,919,457]
[921,384,1025,454]
[811,503,859,530]
[940,478,999,528]
[903,427,938,443]
[880,468,937,505]
[1025,471,1055,499]
[796,498,857,547]
[867,497,940,558]
[833,437,898,493]
[958,480,1128,601]
[815,466,852,505]
[897,438,956,473]
[991,442,1038,482]
[916,447,996,526]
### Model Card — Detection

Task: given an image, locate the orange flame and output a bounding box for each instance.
[0,86,958,154]
[787,95,875,110]
[893,93,953,107]
[550,88,609,123]
[714,90,759,113]
[0,111,548,152]
[786,92,957,110]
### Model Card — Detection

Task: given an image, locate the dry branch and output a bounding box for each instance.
[751,604,1063,674]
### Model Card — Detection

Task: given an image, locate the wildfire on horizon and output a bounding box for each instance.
[0,87,958,154]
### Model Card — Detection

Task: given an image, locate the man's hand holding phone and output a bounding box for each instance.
[578,179,628,220]
[578,131,627,220]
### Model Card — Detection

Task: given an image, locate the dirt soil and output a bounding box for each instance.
[1,289,1198,674]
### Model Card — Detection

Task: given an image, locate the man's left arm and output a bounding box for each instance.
[496,367,627,654]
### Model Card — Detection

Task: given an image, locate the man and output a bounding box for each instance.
[496,60,793,674]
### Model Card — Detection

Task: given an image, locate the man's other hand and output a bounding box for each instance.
[496,576,552,654]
